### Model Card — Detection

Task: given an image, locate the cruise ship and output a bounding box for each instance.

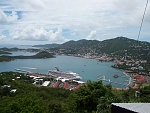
[48,67,82,81]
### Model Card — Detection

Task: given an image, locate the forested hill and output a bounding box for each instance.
[33,37,150,58]
[33,43,60,48]
[98,37,150,59]
[59,39,100,49]
[95,37,140,54]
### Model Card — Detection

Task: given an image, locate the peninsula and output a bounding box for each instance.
[0,51,55,62]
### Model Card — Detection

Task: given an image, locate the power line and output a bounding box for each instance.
[137,0,149,41]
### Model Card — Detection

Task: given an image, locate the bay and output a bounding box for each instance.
[0,55,129,88]
[9,51,37,56]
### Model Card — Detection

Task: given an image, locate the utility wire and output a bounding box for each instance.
[137,0,149,41]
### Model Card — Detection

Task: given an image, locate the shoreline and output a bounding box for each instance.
[123,71,133,88]
[0,54,132,89]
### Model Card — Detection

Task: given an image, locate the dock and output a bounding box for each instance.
[98,75,127,86]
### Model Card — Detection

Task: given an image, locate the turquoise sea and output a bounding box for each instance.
[0,53,129,88]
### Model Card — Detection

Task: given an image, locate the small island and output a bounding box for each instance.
[0,51,55,62]
[0,51,12,55]
[0,51,12,62]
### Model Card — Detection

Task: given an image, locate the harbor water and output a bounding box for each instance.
[0,55,129,88]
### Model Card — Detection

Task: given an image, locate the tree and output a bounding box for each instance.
[3,96,45,113]
[96,96,120,113]
[1,87,11,97]
[68,80,107,113]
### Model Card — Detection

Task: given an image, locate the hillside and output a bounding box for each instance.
[0,51,11,55]
[99,37,150,53]
[0,72,150,113]
[33,51,54,58]
[59,37,150,53]
[59,39,100,48]
[33,43,60,48]
[0,51,55,62]
[33,37,150,60]
[58,37,150,59]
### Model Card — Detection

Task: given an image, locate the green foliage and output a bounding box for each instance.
[33,51,54,58]
[0,87,11,97]
[0,72,71,113]
[0,56,12,62]
[33,44,60,48]
[140,85,150,102]
[0,72,150,113]
[68,80,117,113]
[43,37,150,60]
[0,51,54,62]
[3,96,45,113]
[0,51,11,55]
[97,96,120,113]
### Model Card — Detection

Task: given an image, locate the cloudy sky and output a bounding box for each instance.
[0,0,150,45]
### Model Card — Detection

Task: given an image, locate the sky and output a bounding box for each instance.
[0,0,150,45]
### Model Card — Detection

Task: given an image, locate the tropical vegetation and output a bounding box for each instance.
[0,72,150,113]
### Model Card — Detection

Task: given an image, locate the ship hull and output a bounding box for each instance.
[48,70,82,80]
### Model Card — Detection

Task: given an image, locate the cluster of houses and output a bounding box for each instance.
[27,72,85,91]
[129,74,147,89]
[115,59,147,70]
[0,85,17,94]
[40,80,83,91]
[0,71,85,96]
[114,59,149,89]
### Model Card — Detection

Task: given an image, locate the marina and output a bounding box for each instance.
[98,72,132,89]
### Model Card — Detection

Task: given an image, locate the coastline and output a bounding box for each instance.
[0,54,132,88]
[123,71,133,88]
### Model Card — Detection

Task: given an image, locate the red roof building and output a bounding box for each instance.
[63,82,69,89]
[53,82,59,88]
[133,74,146,84]
[72,85,80,91]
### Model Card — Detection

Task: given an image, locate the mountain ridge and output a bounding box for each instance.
[32,37,150,60]
[33,37,150,49]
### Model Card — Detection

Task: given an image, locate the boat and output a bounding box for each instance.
[113,74,118,78]
[48,67,82,81]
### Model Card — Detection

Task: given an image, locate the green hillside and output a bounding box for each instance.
[33,43,60,48]
[32,37,150,60]
[0,51,55,62]
[59,37,150,59]
[0,72,150,113]
[0,51,11,55]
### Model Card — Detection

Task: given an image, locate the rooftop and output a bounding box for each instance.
[42,81,50,86]
[112,103,150,113]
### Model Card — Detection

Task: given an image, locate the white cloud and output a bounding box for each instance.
[86,31,97,40]
[8,11,18,23]
[11,25,67,43]
[0,35,6,40]
[0,10,18,24]
[0,10,8,24]
[0,0,150,44]
[26,0,45,10]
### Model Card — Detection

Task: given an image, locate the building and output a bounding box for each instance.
[111,103,150,113]
[133,74,146,84]
[42,81,50,86]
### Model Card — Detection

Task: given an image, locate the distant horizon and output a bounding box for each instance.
[0,36,150,47]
